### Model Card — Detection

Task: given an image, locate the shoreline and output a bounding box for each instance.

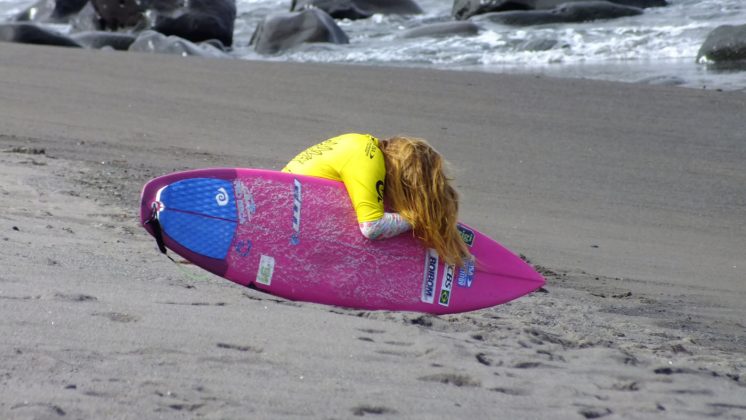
[1,42,744,418]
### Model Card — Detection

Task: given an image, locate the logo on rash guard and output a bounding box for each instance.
[421,249,439,303]
[365,138,377,159]
[376,180,384,203]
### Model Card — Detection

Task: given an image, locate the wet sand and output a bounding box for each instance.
[0,42,744,419]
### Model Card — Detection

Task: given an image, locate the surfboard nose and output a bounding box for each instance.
[143,177,239,260]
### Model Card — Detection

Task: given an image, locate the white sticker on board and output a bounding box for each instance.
[256,255,275,286]
[421,249,439,304]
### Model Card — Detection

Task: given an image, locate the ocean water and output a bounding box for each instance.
[2,0,746,90]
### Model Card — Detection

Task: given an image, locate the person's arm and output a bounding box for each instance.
[359,212,411,240]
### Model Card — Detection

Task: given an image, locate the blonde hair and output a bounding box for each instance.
[381,136,470,266]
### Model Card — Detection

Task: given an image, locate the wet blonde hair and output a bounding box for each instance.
[381,136,470,266]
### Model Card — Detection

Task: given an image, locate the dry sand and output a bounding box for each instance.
[0,42,744,419]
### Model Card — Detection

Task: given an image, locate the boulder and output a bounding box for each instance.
[400,22,480,38]
[90,0,147,30]
[129,30,231,58]
[696,24,746,63]
[14,0,90,22]
[291,0,422,20]
[153,0,236,47]
[452,0,664,20]
[0,23,82,47]
[251,9,349,55]
[472,1,642,26]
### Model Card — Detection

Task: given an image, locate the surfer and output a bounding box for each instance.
[283,133,470,266]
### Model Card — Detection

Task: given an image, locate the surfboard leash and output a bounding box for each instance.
[145,202,168,254]
[144,202,216,284]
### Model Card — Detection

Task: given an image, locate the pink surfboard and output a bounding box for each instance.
[140,168,544,314]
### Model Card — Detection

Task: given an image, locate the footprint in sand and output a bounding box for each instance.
[92,312,139,323]
[417,373,481,387]
[54,293,97,302]
[351,404,397,416]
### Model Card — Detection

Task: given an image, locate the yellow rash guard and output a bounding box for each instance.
[282,133,385,223]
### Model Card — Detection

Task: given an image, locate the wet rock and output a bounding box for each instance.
[697,24,746,63]
[400,21,480,39]
[90,0,146,30]
[452,0,663,20]
[153,0,236,47]
[292,0,422,20]
[250,9,349,55]
[471,1,642,26]
[0,23,82,47]
[14,0,90,22]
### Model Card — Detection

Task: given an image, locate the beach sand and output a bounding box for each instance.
[0,42,744,419]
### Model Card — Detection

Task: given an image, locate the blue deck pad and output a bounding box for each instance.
[159,209,237,260]
[159,178,237,222]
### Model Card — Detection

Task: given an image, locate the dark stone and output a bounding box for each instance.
[251,9,349,55]
[0,23,82,47]
[292,0,422,20]
[696,24,746,63]
[452,0,533,21]
[532,0,665,8]
[472,1,642,26]
[72,31,137,50]
[153,0,236,47]
[53,0,91,19]
[90,0,146,30]
[400,21,480,38]
[14,0,90,22]
[452,0,663,20]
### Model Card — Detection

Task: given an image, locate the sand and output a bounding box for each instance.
[0,42,744,419]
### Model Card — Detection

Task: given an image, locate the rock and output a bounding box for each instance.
[128,30,231,58]
[52,0,91,20]
[90,0,147,30]
[71,31,137,50]
[452,0,532,21]
[472,1,642,26]
[532,0,665,8]
[400,22,481,38]
[251,9,349,55]
[0,23,82,47]
[292,0,422,20]
[14,0,90,22]
[696,24,746,63]
[153,0,236,47]
[452,0,663,20]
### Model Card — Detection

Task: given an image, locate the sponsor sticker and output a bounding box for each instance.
[234,239,252,258]
[439,264,455,306]
[215,187,229,206]
[457,224,475,247]
[291,179,302,245]
[256,255,275,286]
[233,180,256,224]
[421,249,439,303]
[457,258,476,288]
